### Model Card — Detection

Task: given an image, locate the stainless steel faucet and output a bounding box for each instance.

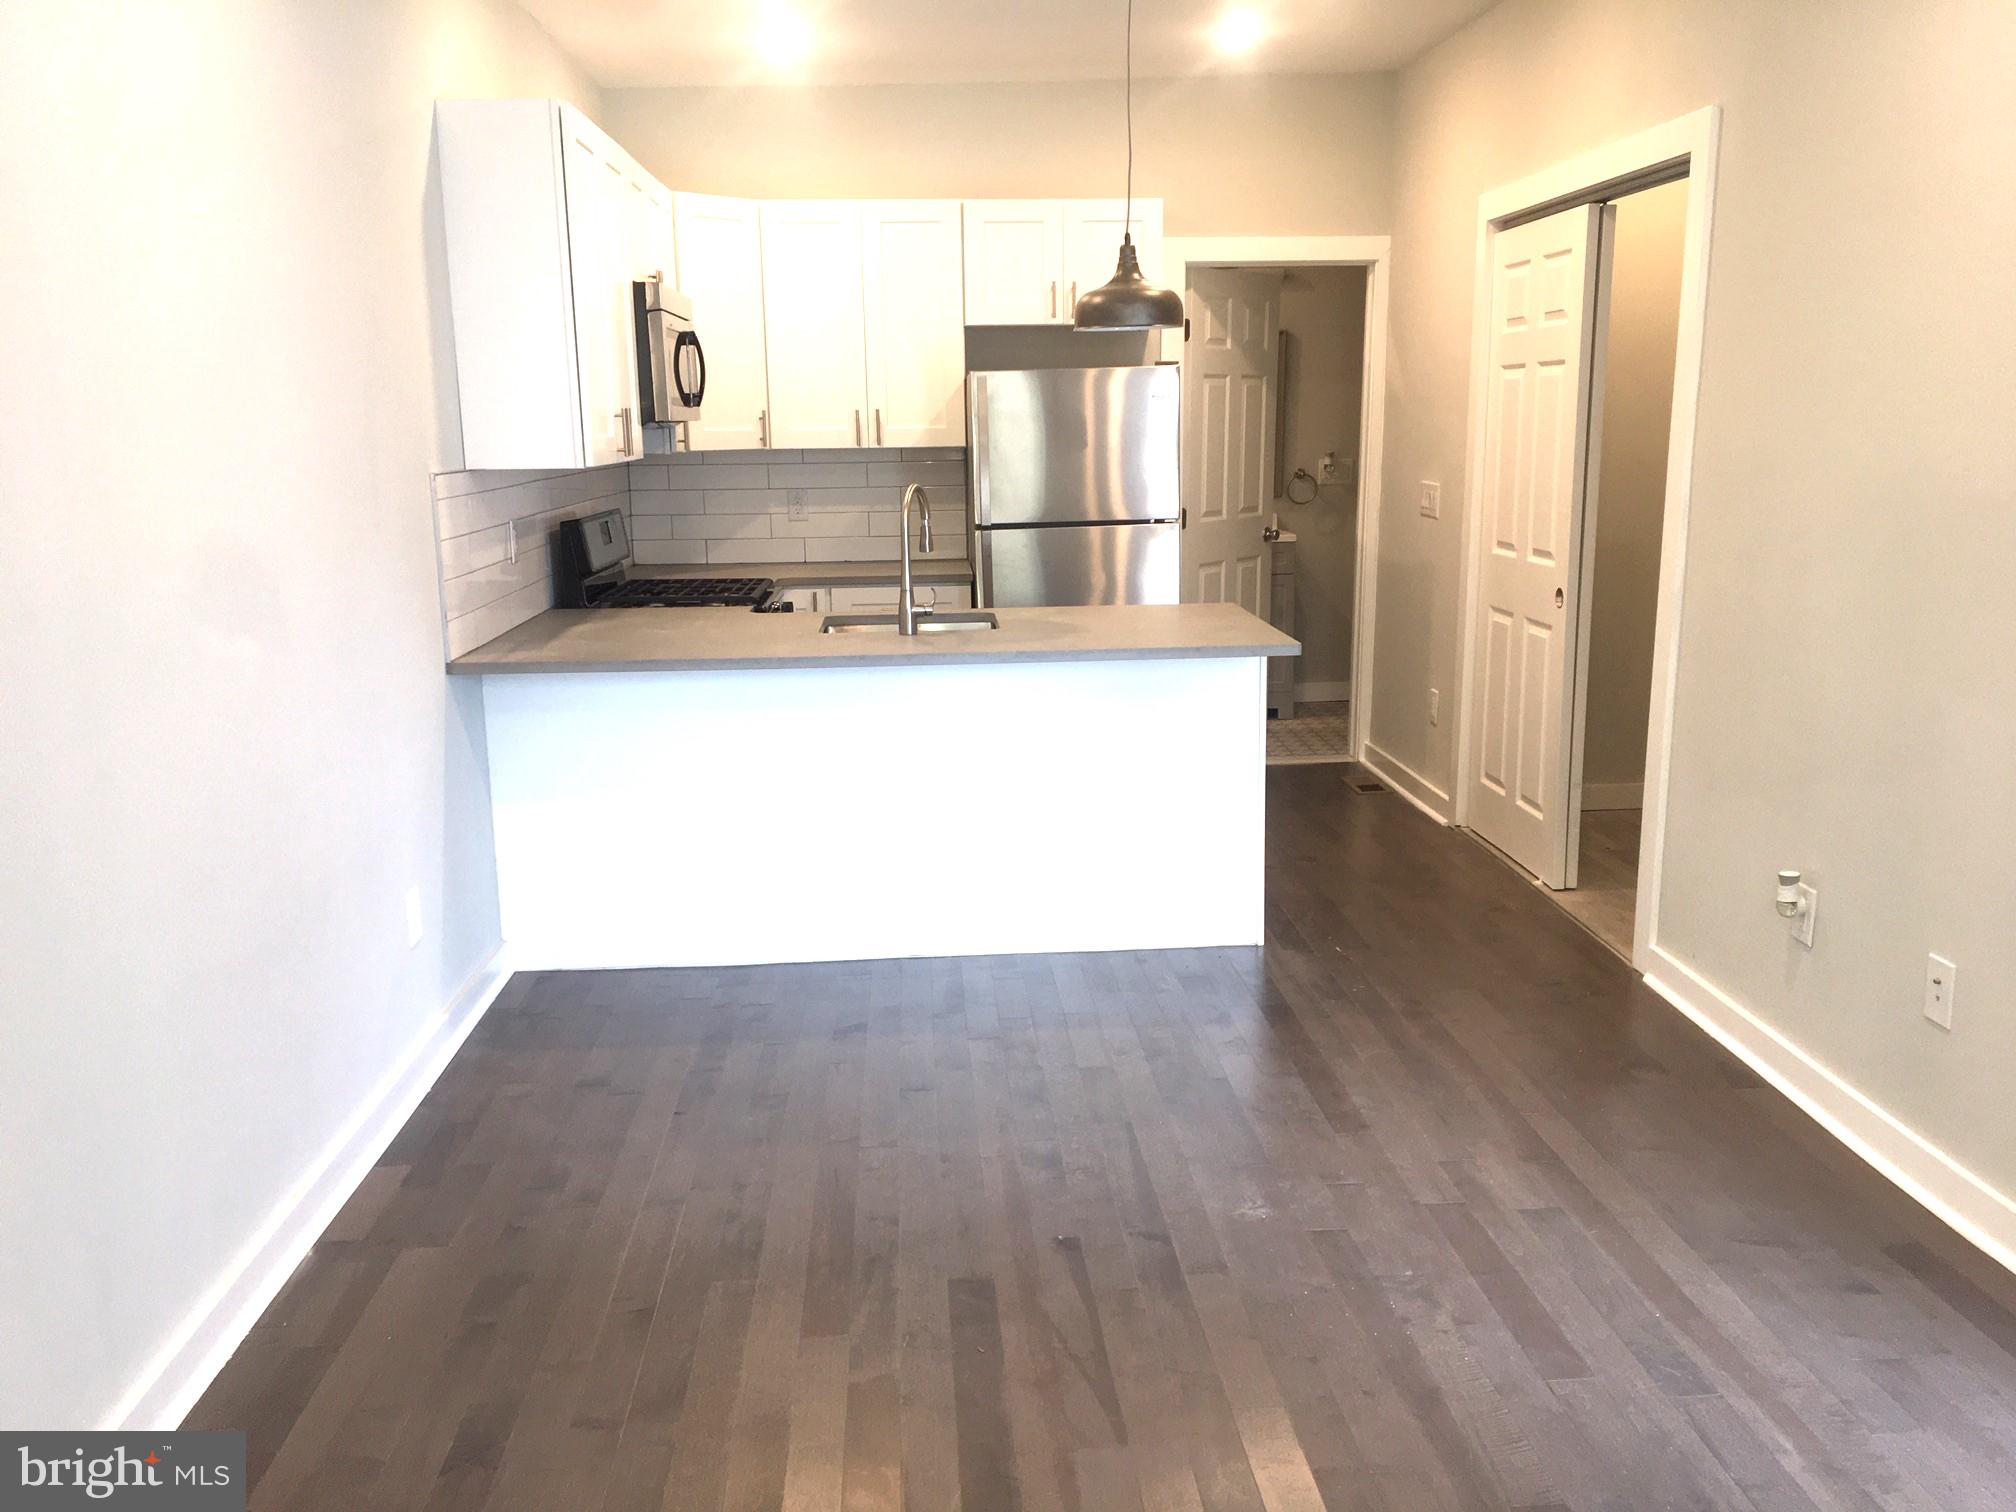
[898,483,933,635]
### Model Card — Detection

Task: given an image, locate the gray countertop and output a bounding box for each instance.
[448,603,1298,675]
[656,558,973,588]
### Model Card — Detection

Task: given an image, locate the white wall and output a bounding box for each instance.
[1274,266,1369,691]
[1369,0,2016,1199]
[0,0,599,1426]
[1584,178,1685,792]
[603,74,1394,235]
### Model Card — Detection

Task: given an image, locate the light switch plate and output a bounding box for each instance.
[1419,481,1441,519]
[1793,883,1817,947]
[405,886,424,949]
[1924,953,1956,1029]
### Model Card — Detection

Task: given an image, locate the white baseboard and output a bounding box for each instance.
[1644,945,2016,1277]
[1360,741,1453,824]
[106,946,516,1430]
[1294,679,1352,704]
[1581,781,1644,811]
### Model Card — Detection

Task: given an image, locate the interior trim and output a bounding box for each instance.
[1360,741,1452,824]
[1646,946,2016,1278]
[104,947,517,1430]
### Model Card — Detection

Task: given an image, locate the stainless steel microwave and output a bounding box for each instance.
[632,277,704,424]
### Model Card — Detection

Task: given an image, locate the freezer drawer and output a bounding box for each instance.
[969,365,1180,526]
[975,522,1179,607]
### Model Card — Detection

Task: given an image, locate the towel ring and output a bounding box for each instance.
[1285,468,1318,506]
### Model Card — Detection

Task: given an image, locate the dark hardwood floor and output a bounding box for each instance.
[190,767,2016,1510]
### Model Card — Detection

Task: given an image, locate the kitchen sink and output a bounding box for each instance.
[820,611,1000,635]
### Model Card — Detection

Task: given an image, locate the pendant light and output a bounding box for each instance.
[1073,0,1184,331]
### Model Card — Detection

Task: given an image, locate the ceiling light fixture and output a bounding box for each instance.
[754,3,816,71]
[1073,0,1184,332]
[1211,7,1267,57]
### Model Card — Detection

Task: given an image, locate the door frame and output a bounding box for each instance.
[1451,107,1721,971]
[1165,235,1390,760]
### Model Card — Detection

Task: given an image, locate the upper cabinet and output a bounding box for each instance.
[962,201,1068,325]
[860,201,967,448]
[962,198,1164,327]
[673,193,770,451]
[759,202,871,450]
[436,100,669,470]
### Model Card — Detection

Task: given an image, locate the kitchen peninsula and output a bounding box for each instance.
[452,603,1296,969]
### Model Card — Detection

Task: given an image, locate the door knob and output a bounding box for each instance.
[1555,587,1565,608]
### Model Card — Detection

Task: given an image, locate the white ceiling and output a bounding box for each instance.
[519,0,1498,89]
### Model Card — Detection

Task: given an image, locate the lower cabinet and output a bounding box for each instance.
[829,584,973,615]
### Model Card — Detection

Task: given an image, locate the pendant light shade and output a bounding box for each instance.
[1074,0,1183,331]
[1074,235,1185,331]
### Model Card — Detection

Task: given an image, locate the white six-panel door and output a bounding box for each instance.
[672,193,771,450]
[1180,267,1280,617]
[1467,203,1606,888]
[860,202,967,447]
[759,201,870,449]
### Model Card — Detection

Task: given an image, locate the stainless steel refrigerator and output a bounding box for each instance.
[968,365,1180,607]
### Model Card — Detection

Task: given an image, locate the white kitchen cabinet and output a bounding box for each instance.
[962,198,1164,327]
[962,200,1068,325]
[860,201,967,448]
[828,583,972,615]
[1063,199,1166,320]
[759,202,870,449]
[436,99,668,470]
[673,193,771,451]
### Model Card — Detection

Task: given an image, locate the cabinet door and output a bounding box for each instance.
[559,109,639,467]
[962,201,1067,325]
[861,201,967,449]
[1062,198,1165,318]
[673,193,771,451]
[620,172,674,457]
[760,202,870,449]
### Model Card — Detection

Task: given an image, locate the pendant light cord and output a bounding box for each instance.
[1124,0,1134,244]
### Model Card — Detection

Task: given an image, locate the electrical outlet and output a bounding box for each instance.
[404,885,424,949]
[1419,481,1441,519]
[1924,953,1957,1029]
[788,489,808,521]
[1428,687,1440,726]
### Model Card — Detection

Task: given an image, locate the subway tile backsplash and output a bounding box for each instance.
[629,447,969,567]
[431,463,629,660]
[431,447,970,660]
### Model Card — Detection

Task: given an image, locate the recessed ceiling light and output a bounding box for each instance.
[753,3,816,71]
[1211,7,1268,57]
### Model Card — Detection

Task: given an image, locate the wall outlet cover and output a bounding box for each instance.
[1428,687,1440,725]
[1793,883,1817,947]
[1924,953,1956,1029]
[405,885,424,949]
[788,489,809,521]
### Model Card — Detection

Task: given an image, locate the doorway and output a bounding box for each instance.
[1450,108,1721,972]
[1165,235,1390,765]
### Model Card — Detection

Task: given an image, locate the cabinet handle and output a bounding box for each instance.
[1050,280,1057,317]
[875,408,883,446]
[854,409,862,445]
[758,408,767,447]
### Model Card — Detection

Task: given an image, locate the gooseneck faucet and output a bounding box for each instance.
[898,483,933,635]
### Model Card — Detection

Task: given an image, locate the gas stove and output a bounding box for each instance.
[590,575,776,609]
[553,511,788,610]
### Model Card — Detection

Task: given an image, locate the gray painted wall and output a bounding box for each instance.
[0,0,599,1427]
[1584,177,1685,792]
[1370,0,2016,1196]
